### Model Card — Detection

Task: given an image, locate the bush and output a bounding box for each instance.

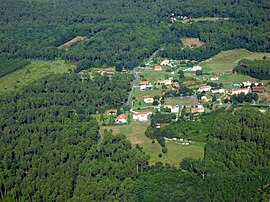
[162,147,168,153]
[158,153,163,158]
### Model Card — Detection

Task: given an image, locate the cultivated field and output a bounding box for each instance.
[0,60,75,93]
[100,121,204,166]
[58,36,87,49]
[181,37,204,47]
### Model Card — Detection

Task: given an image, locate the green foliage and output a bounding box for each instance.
[234,59,270,79]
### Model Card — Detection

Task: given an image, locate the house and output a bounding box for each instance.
[154,66,162,71]
[157,79,172,85]
[164,105,179,113]
[122,69,128,73]
[107,109,117,115]
[144,98,154,104]
[233,83,240,87]
[228,88,249,95]
[198,85,212,93]
[161,59,169,66]
[106,71,115,76]
[116,114,127,124]
[210,76,219,81]
[190,65,202,71]
[252,87,265,93]
[133,112,152,122]
[140,81,149,91]
[242,81,252,87]
[211,88,225,94]
[191,106,205,113]
[201,96,208,102]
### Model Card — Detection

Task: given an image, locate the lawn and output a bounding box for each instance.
[0,59,75,93]
[100,121,204,167]
[200,49,270,74]
[165,96,199,106]
[181,37,204,47]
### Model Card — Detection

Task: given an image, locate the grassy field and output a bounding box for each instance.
[181,17,229,24]
[181,37,204,47]
[165,96,199,106]
[0,60,75,93]
[200,49,270,74]
[100,121,204,166]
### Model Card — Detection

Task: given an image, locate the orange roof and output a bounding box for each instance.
[140,81,149,85]
[154,66,162,70]
[118,114,126,119]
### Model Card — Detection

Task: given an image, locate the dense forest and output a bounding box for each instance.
[1,0,270,70]
[1,78,269,201]
[233,59,270,80]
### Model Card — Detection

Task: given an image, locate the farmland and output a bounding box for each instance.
[181,37,204,47]
[100,121,204,166]
[0,60,75,93]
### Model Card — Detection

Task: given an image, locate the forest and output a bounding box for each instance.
[233,59,270,80]
[1,0,270,70]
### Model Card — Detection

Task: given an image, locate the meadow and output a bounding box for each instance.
[100,121,204,166]
[0,60,75,93]
[181,37,204,47]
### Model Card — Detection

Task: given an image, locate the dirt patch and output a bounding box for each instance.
[59,36,87,49]
[181,37,204,47]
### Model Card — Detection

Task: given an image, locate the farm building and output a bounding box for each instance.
[228,88,250,95]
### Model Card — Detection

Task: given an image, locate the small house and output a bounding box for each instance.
[144,98,154,104]
[191,65,202,71]
[210,76,219,81]
[116,114,127,124]
[198,85,212,93]
[161,59,169,66]
[252,87,265,93]
[107,109,117,115]
[154,66,162,71]
[133,112,152,122]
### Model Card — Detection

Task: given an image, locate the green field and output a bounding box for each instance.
[181,17,229,24]
[181,37,204,47]
[200,49,270,74]
[0,60,75,93]
[100,121,204,166]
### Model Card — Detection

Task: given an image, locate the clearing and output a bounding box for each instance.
[181,17,229,24]
[181,37,204,47]
[100,121,204,166]
[0,60,75,93]
[58,36,87,49]
[200,49,270,74]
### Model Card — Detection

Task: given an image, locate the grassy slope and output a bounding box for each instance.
[200,49,270,73]
[100,121,204,167]
[0,60,75,93]
[181,37,204,47]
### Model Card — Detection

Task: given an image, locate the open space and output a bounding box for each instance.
[58,36,87,49]
[0,60,75,93]
[181,37,204,47]
[100,121,204,166]
[181,17,230,24]
[200,49,270,74]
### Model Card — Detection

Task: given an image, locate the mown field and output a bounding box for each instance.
[100,121,204,166]
[0,60,75,93]
[200,49,270,74]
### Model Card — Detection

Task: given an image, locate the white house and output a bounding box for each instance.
[161,59,170,66]
[144,98,154,104]
[190,65,202,71]
[164,105,179,113]
[198,85,212,93]
[210,76,219,81]
[228,88,249,95]
[157,79,172,85]
[133,112,152,122]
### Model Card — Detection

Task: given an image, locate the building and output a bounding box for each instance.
[242,81,252,87]
[191,106,205,113]
[154,66,162,71]
[161,59,169,66]
[210,76,219,81]
[106,109,117,115]
[133,112,152,122]
[228,88,249,95]
[140,81,149,91]
[116,114,127,124]
[157,79,172,85]
[201,96,208,102]
[190,65,202,71]
[211,88,225,94]
[198,85,212,93]
[252,87,265,93]
[144,98,154,104]
[164,105,179,113]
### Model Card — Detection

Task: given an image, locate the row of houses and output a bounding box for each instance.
[198,85,265,95]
